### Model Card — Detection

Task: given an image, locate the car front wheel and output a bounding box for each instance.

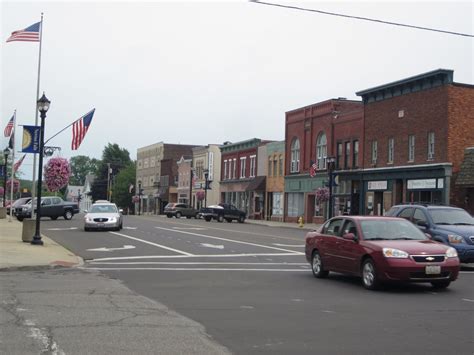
[176,212,182,218]
[64,210,73,220]
[361,258,380,290]
[217,215,224,223]
[238,215,245,223]
[311,251,329,278]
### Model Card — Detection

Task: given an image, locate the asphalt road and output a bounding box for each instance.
[43,214,474,355]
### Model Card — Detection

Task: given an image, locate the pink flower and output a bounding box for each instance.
[44,158,71,192]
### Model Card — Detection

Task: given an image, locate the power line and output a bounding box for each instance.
[249,1,474,38]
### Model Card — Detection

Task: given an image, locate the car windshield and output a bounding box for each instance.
[361,219,428,241]
[89,204,118,213]
[429,208,474,225]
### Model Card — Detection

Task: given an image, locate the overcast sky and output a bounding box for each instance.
[1,0,472,180]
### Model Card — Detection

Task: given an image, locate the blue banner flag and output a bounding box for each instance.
[22,125,41,153]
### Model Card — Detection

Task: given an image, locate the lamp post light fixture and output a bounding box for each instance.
[203,169,209,208]
[326,156,336,220]
[31,93,50,246]
[2,148,10,207]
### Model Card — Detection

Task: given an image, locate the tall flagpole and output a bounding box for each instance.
[8,110,16,222]
[31,13,44,217]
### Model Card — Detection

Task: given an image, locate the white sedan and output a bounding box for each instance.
[84,202,123,231]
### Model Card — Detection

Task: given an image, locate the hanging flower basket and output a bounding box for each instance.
[196,190,205,201]
[315,187,329,203]
[44,157,71,192]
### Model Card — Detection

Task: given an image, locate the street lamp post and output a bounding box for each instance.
[326,157,336,220]
[203,169,209,208]
[138,181,142,216]
[31,93,50,246]
[2,148,9,207]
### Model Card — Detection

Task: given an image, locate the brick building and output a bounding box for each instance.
[356,69,474,215]
[176,156,192,204]
[136,142,200,214]
[191,145,221,209]
[284,98,364,223]
[265,141,285,221]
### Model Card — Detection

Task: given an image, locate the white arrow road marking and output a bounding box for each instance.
[87,245,136,252]
[273,243,305,247]
[46,227,78,231]
[200,243,224,249]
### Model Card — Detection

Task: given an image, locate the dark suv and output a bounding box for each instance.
[164,203,199,219]
[386,204,474,263]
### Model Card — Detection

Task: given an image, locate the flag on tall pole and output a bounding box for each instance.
[8,131,14,149]
[13,154,26,173]
[71,109,95,150]
[309,160,318,178]
[6,21,41,42]
[4,116,14,137]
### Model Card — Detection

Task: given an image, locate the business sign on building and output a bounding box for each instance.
[368,181,387,190]
[407,179,437,190]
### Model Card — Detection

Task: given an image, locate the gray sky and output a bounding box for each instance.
[1,0,473,180]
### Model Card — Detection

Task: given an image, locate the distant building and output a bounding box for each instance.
[265,141,285,222]
[191,145,221,209]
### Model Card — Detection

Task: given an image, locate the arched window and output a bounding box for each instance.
[290,138,300,173]
[316,132,327,170]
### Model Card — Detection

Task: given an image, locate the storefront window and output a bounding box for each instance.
[272,192,283,215]
[287,192,304,217]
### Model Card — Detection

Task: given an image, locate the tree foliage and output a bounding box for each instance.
[112,162,136,211]
[90,143,132,202]
[69,155,100,186]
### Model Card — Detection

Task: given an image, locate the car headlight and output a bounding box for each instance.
[109,217,116,222]
[383,248,409,258]
[446,247,458,258]
[85,217,92,222]
[447,234,465,244]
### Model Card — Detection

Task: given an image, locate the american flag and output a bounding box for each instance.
[6,22,40,42]
[4,116,14,137]
[13,154,26,172]
[71,109,95,150]
[309,160,318,177]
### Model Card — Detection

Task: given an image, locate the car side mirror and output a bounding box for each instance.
[84,210,88,213]
[119,209,123,214]
[342,233,357,242]
[417,220,428,227]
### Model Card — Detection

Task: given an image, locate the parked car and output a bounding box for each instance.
[84,202,123,231]
[7,197,31,215]
[15,197,80,221]
[386,204,474,264]
[199,203,246,223]
[164,203,199,219]
[305,216,460,290]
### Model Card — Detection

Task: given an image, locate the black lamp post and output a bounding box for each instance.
[203,169,209,208]
[327,157,336,220]
[31,93,50,246]
[2,148,9,207]
[138,180,142,216]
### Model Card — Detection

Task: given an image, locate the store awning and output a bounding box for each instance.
[456,147,474,187]
[246,176,266,192]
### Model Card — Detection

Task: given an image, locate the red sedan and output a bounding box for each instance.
[305,216,460,290]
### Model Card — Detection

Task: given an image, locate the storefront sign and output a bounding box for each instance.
[407,179,437,190]
[368,181,387,190]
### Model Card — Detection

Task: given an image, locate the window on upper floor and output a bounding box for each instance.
[268,158,272,177]
[388,138,394,164]
[344,141,350,169]
[371,140,378,165]
[223,160,228,180]
[250,155,256,178]
[316,132,327,170]
[233,158,237,179]
[240,157,247,178]
[336,142,342,170]
[278,155,283,176]
[408,135,415,162]
[353,140,359,168]
[428,132,435,160]
[290,138,300,173]
[273,157,277,177]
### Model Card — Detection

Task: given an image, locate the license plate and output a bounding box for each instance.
[97,223,105,228]
[425,265,441,274]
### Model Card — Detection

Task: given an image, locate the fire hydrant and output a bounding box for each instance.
[298,216,304,228]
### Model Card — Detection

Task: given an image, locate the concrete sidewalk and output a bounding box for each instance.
[0,217,82,269]
[244,218,321,231]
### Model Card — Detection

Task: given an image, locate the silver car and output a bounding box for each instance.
[84,202,123,231]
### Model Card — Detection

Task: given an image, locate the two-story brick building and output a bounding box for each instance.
[356,69,474,215]
[265,141,285,221]
[191,145,221,209]
[284,98,364,223]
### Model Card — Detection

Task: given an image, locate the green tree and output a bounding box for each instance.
[112,162,136,212]
[69,155,100,186]
[91,143,132,202]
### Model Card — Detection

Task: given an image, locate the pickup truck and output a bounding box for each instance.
[199,203,246,223]
[15,196,80,221]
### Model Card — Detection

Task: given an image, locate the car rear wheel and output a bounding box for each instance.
[176,211,182,218]
[431,280,451,289]
[361,259,380,290]
[217,215,224,223]
[195,213,200,219]
[205,217,211,222]
[17,216,24,222]
[64,210,73,220]
[166,214,172,218]
[225,218,232,223]
[311,251,329,278]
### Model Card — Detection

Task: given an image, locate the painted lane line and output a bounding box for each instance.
[273,243,305,247]
[122,226,137,230]
[87,262,309,265]
[155,227,304,255]
[87,245,135,252]
[108,232,194,256]
[461,298,474,303]
[89,252,300,262]
[200,243,224,249]
[173,227,207,230]
[46,227,78,231]
[83,267,312,272]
